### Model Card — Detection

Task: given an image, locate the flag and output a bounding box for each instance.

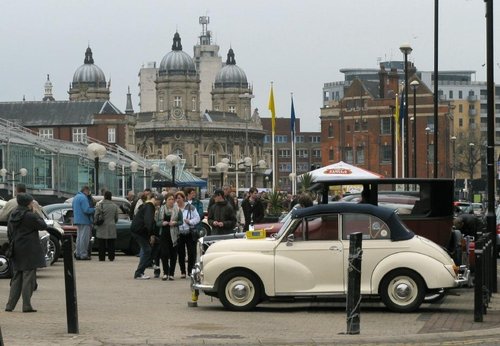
[290,94,296,135]
[268,85,276,134]
[394,94,400,143]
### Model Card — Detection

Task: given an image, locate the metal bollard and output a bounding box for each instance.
[62,234,79,334]
[346,232,363,335]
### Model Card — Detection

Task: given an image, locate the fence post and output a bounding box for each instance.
[62,234,79,334]
[474,236,484,322]
[346,232,362,335]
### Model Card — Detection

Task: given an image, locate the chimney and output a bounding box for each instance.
[378,63,387,98]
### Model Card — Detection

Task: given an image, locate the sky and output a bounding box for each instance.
[0,0,497,132]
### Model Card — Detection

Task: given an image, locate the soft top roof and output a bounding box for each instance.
[291,203,414,241]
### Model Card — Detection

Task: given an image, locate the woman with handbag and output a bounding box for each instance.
[156,192,182,281]
[175,191,200,279]
[94,191,119,261]
[5,193,47,313]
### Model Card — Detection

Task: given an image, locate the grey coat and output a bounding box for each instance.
[8,206,48,271]
[94,199,119,239]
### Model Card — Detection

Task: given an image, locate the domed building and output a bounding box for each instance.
[68,47,110,101]
[135,22,266,191]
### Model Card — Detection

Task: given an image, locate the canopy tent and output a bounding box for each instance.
[301,161,383,183]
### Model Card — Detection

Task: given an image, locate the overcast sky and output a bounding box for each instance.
[0,0,496,131]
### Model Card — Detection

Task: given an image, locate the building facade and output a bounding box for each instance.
[134,20,265,192]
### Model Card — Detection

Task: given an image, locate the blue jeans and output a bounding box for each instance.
[76,224,92,258]
[132,233,152,278]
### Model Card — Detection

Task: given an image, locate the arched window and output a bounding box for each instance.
[209,150,216,167]
[328,123,334,138]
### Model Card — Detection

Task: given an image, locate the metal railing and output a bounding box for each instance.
[474,233,495,322]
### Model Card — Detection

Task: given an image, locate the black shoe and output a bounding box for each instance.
[5,307,13,312]
[23,308,37,313]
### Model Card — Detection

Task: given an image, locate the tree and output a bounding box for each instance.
[453,130,484,180]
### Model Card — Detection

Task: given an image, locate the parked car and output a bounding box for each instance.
[192,203,468,313]
[64,196,132,218]
[43,203,139,255]
[0,227,53,279]
[0,200,64,264]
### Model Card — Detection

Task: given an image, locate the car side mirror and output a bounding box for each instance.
[286,233,294,246]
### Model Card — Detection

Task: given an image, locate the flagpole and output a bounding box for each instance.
[268,82,277,192]
[290,93,297,196]
[401,117,405,178]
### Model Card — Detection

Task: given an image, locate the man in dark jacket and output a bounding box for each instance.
[208,189,236,235]
[241,187,265,231]
[130,193,160,279]
[5,193,47,313]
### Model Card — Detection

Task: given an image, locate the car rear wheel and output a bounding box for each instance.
[0,255,13,278]
[380,269,425,312]
[218,270,261,311]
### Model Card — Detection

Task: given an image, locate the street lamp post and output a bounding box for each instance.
[130,161,139,193]
[166,154,181,187]
[469,142,475,202]
[87,143,107,195]
[288,172,296,195]
[425,127,431,178]
[0,168,28,197]
[450,136,456,181]
[400,43,412,178]
[410,80,419,177]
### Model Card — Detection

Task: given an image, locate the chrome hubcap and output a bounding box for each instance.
[231,283,249,300]
[395,283,411,299]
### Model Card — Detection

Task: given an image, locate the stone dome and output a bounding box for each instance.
[159,32,196,77]
[72,47,107,88]
[214,49,248,88]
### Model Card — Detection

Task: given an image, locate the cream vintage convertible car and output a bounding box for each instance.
[191,203,468,312]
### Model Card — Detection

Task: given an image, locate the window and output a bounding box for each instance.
[328,123,334,137]
[228,106,236,113]
[192,97,197,111]
[355,146,364,164]
[449,90,453,99]
[459,90,463,99]
[354,120,360,132]
[39,128,53,139]
[426,117,435,133]
[193,151,199,167]
[342,213,390,240]
[312,149,321,158]
[107,127,116,143]
[459,104,463,113]
[296,136,304,143]
[345,147,353,163]
[310,136,320,143]
[72,127,87,143]
[297,163,309,172]
[459,118,463,127]
[380,118,391,135]
[276,135,288,143]
[279,149,291,158]
[279,162,291,172]
[329,148,334,160]
[380,145,392,163]
[296,149,308,158]
[264,135,271,143]
[174,96,182,107]
[209,150,216,167]
[361,119,368,131]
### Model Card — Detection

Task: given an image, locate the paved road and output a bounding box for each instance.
[0,255,499,345]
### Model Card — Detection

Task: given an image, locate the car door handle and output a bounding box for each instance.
[329,246,342,252]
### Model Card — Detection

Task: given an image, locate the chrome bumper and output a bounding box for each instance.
[190,263,214,291]
[455,265,471,287]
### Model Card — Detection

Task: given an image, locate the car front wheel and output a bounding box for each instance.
[0,255,13,278]
[218,270,261,311]
[48,235,60,264]
[380,269,425,312]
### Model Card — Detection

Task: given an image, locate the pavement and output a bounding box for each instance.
[0,255,499,346]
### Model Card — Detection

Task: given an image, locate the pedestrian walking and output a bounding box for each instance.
[5,193,48,313]
[130,193,160,280]
[94,191,119,261]
[72,186,95,260]
[241,187,264,231]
